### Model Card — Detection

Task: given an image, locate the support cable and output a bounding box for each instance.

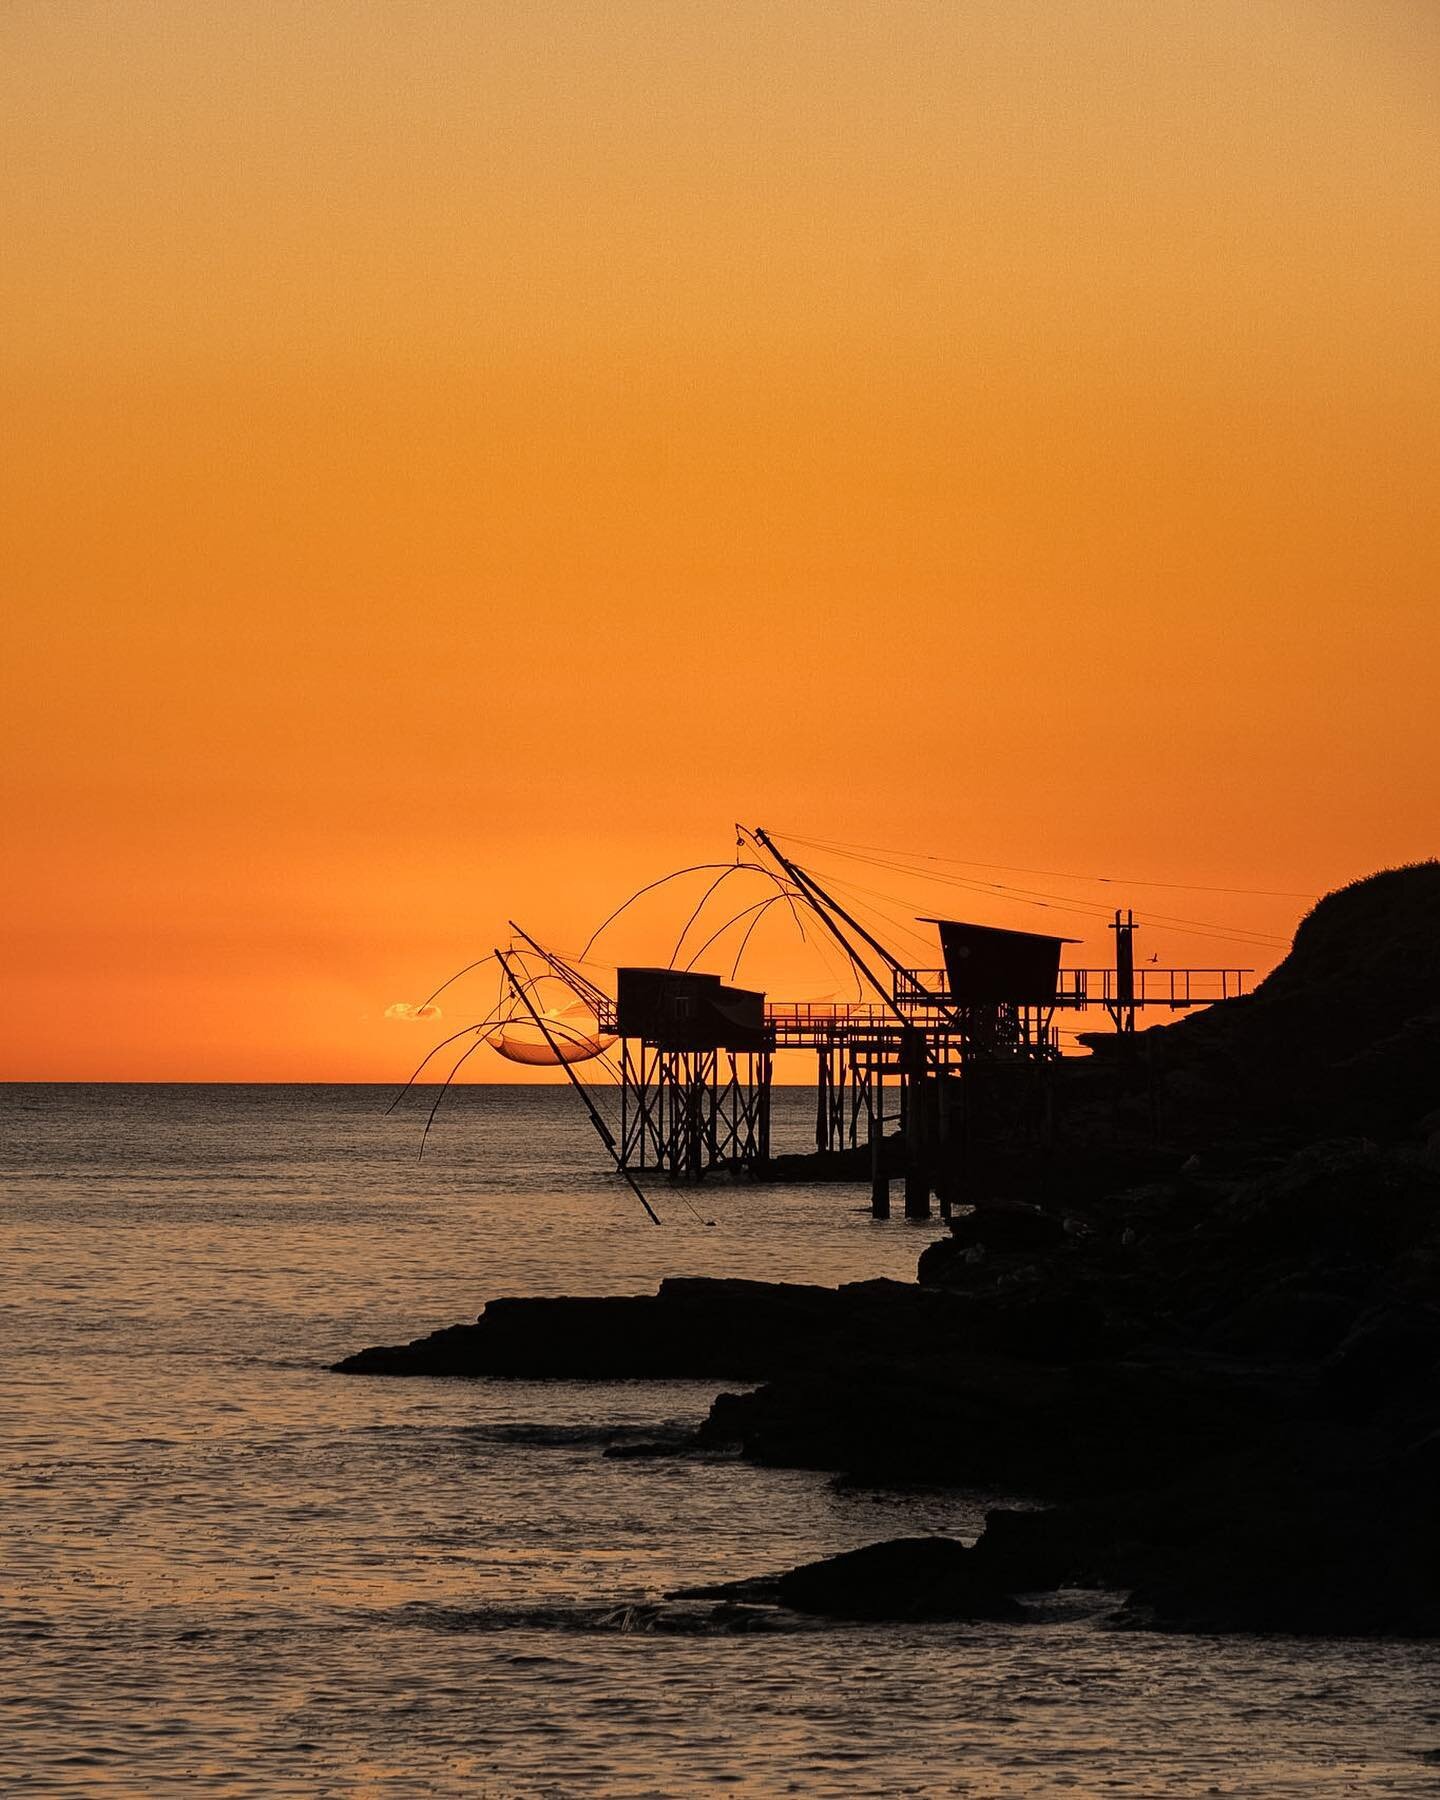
[775,831,1318,901]
[777,835,1287,951]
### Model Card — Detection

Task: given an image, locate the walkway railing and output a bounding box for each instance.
[590,966,1251,1049]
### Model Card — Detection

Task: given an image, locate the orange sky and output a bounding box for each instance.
[3,1,1437,1081]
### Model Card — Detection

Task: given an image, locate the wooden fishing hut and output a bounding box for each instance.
[612,968,774,1179]
[892,918,1077,1217]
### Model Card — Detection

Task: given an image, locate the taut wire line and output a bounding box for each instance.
[776,835,1289,951]
[775,830,1318,901]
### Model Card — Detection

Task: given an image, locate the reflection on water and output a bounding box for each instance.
[2,1085,1437,1796]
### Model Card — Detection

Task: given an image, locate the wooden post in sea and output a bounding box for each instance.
[759,1050,772,1169]
[935,1064,954,1219]
[902,1026,931,1220]
[869,1061,889,1219]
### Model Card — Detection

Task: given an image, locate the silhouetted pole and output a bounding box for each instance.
[935,1066,954,1219]
[1110,908,1137,1037]
[747,827,908,1019]
[869,1063,889,1219]
[496,948,661,1226]
[508,920,612,1015]
[902,1026,931,1220]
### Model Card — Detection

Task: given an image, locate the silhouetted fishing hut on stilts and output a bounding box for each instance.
[406,826,1255,1227]
[606,969,772,1180]
[611,830,1248,1216]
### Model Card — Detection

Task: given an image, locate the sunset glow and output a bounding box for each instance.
[4,1,1437,1079]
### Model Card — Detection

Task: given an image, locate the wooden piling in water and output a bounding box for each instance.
[869,1067,889,1219]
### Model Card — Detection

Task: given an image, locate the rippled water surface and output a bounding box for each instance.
[3,1084,1438,1796]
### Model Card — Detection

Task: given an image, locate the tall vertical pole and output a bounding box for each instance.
[759,1047,772,1169]
[621,1038,631,1166]
[870,1058,889,1219]
[935,1055,953,1220]
[1111,908,1137,1036]
[902,1025,931,1220]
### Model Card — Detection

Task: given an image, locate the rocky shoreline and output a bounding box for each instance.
[335,865,1440,1637]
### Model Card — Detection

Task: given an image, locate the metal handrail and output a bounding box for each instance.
[894,966,1251,1009]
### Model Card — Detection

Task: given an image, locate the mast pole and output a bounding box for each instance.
[507,921,612,1013]
[496,947,661,1226]
[744,826,907,1021]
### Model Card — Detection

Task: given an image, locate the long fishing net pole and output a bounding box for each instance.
[507,923,613,1014]
[745,827,915,1026]
[496,948,662,1227]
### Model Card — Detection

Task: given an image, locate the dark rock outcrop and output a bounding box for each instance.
[1092,859,1440,1143]
[334,864,1440,1637]
[674,1536,1024,1622]
[334,1278,848,1379]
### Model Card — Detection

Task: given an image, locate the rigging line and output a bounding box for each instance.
[493,961,628,1081]
[730,894,795,981]
[789,842,1288,948]
[495,1016,625,1082]
[401,999,618,1127]
[965,874,1287,946]
[579,862,774,961]
[781,840,1124,927]
[752,829,910,1015]
[508,923,612,1011]
[826,866,1284,955]
[775,831,1319,902]
[502,947,630,1008]
[494,975,627,1079]
[798,903,865,1002]
[681,896,776,971]
[542,950,622,973]
[667,864,751,969]
[789,860,973,951]
[681,893,794,973]
[786,836,1279,937]
[832,862,1136,931]
[808,870,948,954]
[417,1030,496,1162]
[497,947,662,1227]
[735,825,810,950]
[783,903,857,1003]
[415,952,499,1016]
[568,1032,626,1092]
[385,1005,512,1114]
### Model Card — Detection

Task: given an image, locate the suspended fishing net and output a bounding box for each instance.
[486,998,615,1066]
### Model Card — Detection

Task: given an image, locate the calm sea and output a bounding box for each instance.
[2,1084,1436,1797]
